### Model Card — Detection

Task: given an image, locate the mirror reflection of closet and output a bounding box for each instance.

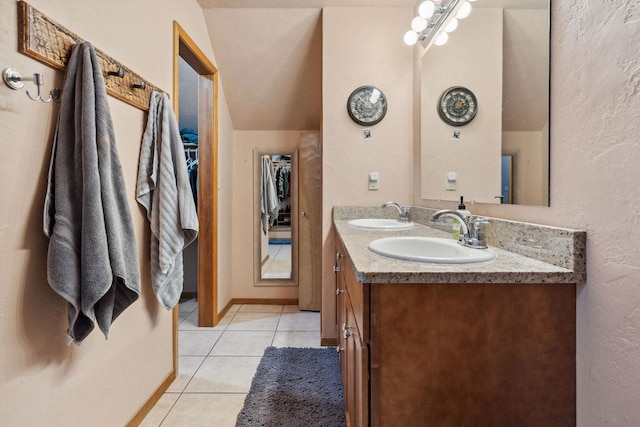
[179,56,199,298]
[260,154,293,280]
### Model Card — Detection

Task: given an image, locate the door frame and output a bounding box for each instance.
[172,22,219,366]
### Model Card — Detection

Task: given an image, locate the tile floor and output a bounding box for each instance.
[139,299,324,427]
[261,243,292,279]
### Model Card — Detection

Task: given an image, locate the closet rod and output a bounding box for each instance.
[17,1,164,111]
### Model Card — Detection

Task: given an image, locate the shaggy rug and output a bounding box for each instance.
[235,347,346,427]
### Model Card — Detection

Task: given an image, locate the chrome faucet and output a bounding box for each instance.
[382,202,411,223]
[430,210,490,249]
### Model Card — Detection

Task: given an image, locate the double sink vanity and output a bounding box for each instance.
[333,205,585,427]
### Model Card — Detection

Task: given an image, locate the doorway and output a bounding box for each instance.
[173,23,219,343]
[501,155,513,204]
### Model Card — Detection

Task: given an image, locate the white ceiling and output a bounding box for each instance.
[197,0,548,131]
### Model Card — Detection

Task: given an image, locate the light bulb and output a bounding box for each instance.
[418,1,435,19]
[434,31,449,46]
[411,16,428,32]
[444,18,459,33]
[456,2,472,19]
[404,30,419,46]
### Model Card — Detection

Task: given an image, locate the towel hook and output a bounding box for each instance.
[132,80,146,90]
[108,67,125,78]
[2,67,60,103]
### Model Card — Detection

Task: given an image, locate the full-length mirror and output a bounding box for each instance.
[255,152,295,282]
[420,0,550,206]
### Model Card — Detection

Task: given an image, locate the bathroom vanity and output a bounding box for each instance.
[333,206,585,427]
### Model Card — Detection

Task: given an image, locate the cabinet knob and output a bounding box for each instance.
[336,252,344,260]
[301,211,306,216]
[336,346,344,353]
[336,288,345,295]
[333,266,342,273]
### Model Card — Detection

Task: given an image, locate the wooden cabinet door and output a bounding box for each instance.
[297,132,322,310]
[336,250,347,393]
[337,238,369,427]
[344,297,369,427]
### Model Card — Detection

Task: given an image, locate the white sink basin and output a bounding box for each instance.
[347,218,415,230]
[368,236,496,264]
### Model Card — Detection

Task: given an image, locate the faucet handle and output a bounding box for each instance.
[467,217,489,249]
[469,216,490,225]
[399,206,411,221]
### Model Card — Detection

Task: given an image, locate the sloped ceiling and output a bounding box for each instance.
[198,0,548,131]
[198,0,416,130]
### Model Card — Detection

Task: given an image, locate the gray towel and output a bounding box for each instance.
[261,156,279,234]
[43,42,141,345]
[136,91,198,310]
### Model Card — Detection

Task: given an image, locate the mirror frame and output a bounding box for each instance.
[252,149,298,286]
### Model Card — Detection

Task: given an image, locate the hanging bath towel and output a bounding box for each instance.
[43,42,141,345]
[136,91,198,310]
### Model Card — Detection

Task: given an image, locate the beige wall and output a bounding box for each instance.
[321,7,414,340]
[414,1,640,423]
[0,0,234,425]
[231,131,304,298]
[502,130,547,205]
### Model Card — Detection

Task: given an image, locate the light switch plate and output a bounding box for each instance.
[368,171,379,190]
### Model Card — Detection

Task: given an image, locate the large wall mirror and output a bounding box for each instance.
[253,150,298,285]
[420,0,550,206]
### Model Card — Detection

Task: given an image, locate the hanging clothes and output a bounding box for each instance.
[261,156,279,234]
[43,42,140,345]
[184,146,198,209]
[275,164,291,202]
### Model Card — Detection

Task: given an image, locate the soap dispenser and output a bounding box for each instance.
[452,196,471,240]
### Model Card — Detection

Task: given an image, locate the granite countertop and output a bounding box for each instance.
[334,219,583,285]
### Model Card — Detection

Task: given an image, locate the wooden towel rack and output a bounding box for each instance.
[17,1,163,111]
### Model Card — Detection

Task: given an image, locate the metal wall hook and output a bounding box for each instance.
[132,80,146,90]
[3,67,59,103]
[26,72,53,102]
[108,67,124,78]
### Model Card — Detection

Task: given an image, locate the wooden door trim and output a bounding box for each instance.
[172,23,219,369]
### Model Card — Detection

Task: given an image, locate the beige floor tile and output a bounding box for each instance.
[178,330,223,356]
[210,330,275,356]
[160,393,247,427]
[138,393,180,427]
[227,304,242,314]
[167,356,206,393]
[185,356,262,393]
[282,304,301,313]
[178,299,198,316]
[272,331,323,348]
[180,310,235,331]
[277,311,321,331]
[238,304,283,313]
[227,312,280,331]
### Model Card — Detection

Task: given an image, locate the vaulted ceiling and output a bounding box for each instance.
[197,0,416,130]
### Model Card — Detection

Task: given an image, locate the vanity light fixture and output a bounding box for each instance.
[403,0,474,48]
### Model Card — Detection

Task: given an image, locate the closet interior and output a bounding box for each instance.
[179,56,199,298]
